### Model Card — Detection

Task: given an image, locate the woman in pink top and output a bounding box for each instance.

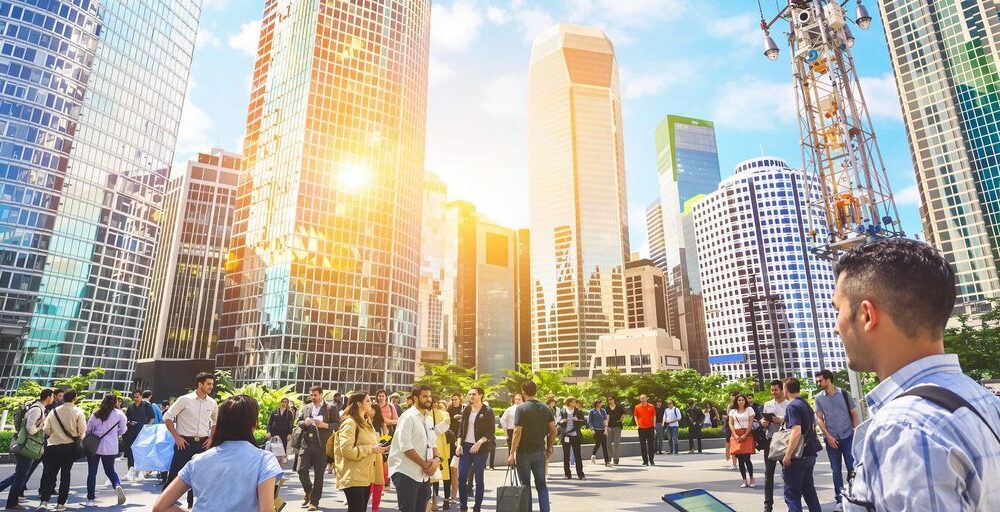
[85,393,128,506]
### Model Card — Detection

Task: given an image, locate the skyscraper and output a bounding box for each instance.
[645,201,667,271]
[215,0,431,391]
[528,24,629,378]
[878,0,1000,310]
[623,259,669,332]
[0,0,201,391]
[515,228,531,366]
[653,115,720,374]
[416,172,453,370]
[135,150,241,397]
[693,157,845,381]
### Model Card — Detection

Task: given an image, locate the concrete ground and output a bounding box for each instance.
[0,447,841,511]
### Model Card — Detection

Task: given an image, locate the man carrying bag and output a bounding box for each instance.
[496,464,530,512]
[4,389,53,510]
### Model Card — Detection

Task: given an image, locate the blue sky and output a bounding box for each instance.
[184,0,921,255]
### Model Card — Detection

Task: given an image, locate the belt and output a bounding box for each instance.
[182,435,208,443]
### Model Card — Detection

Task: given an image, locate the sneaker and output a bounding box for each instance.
[590,455,596,464]
[833,505,843,512]
[84,500,96,507]
[53,506,66,511]
[605,462,611,467]
[115,486,126,505]
[308,506,319,512]
[740,483,748,488]
[642,462,649,466]
[35,501,49,512]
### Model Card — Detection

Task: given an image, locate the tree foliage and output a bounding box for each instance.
[945,302,1000,381]
[413,362,500,400]
[217,383,302,427]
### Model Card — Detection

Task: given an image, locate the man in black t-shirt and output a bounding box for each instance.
[781,378,823,512]
[508,381,556,512]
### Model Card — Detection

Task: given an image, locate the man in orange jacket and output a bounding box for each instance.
[633,395,657,466]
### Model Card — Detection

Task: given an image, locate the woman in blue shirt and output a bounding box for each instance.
[152,395,283,512]
[588,399,610,466]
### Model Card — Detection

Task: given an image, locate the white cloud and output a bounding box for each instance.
[431,0,483,51]
[429,57,456,86]
[174,79,215,163]
[711,77,796,131]
[513,7,555,43]
[705,12,760,46]
[196,26,220,48]
[620,62,697,100]
[566,0,687,28]
[483,73,527,117]
[486,6,507,24]
[894,184,921,206]
[859,74,904,121]
[202,0,233,10]
[228,20,262,57]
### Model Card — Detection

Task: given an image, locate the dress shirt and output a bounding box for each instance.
[163,392,218,438]
[388,406,435,483]
[845,354,1000,511]
[662,407,682,426]
[499,405,517,431]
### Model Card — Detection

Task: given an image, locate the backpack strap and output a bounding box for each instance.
[896,385,1000,445]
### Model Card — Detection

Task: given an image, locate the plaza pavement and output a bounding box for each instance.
[0,447,840,511]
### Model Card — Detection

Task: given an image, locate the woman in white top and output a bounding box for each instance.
[727,394,756,488]
[499,394,522,445]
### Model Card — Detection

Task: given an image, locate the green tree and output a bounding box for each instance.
[413,362,480,397]
[497,364,579,401]
[217,383,302,428]
[53,368,105,396]
[945,302,1000,381]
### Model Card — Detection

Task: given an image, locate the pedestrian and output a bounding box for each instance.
[605,396,624,465]
[446,392,464,504]
[390,393,404,418]
[143,391,164,423]
[267,397,295,451]
[296,385,337,511]
[46,389,64,413]
[377,390,400,435]
[368,399,390,512]
[633,394,657,466]
[3,388,52,510]
[388,385,439,512]
[163,372,219,510]
[587,399,610,466]
[38,388,86,510]
[832,239,1000,510]
[499,394,522,445]
[728,394,756,488]
[123,390,155,482]
[153,395,283,512]
[84,393,128,506]
[722,390,739,469]
[455,387,495,512]
[653,399,666,455]
[760,379,788,512]
[686,399,705,454]
[507,380,555,512]
[333,392,387,512]
[557,397,586,479]
[704,402,719,428]
[813,369,859,511]
[780,378,822,512]
[482,396,497,471]
[662,399,682,455]
[429,400,452,511]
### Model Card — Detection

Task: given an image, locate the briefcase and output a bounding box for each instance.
[496,465,531,512]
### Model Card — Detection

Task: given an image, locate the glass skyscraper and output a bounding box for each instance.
[878,0,1000,309]
[215,0,431,392]
[528,24,629,378]
[653,115,721,374]
[0,0,200,392]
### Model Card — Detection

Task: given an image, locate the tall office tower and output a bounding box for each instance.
[646,201,667,271]
[693,157,845,381]
[215,0,431,391]
[136,150,241,398]
[653,115,721,374]
[515,228,531,366]
[449,201,516,378]
[0,1,201,391]
[623,259,670,332]
[528,24,629,378]
[878,1,1000,310]
[416,172,454,371]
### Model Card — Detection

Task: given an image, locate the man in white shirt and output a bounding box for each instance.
[761,379,789,512]
[388,385,439,512]
[163,372,218,509]
[661,400,683,455]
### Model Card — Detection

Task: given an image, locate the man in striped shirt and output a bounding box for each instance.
[832,238,1000,511]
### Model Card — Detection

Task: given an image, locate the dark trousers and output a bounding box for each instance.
[688,424,703,453]
[391,473,431,512]
[1,456,42,501]
[782,456,822,512]
[591,431,609,463]
[343,485,370,512]
[735,453,754,479]
[4,453,34,508]
[87,454,121,500]
[562,437,584,478]
[655,424,665,453]
[122,425,142,468]
[514,451,549,512]
[762,439,778,511]
[297,447,327,506]
[38,443,75,505]
[458,442,488,511]
[827,433,855,505]
[638,427,656,464]
[165,438,207,508]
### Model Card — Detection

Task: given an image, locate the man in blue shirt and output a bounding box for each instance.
[813,369,859,511]
[833,239,1000,511]
[781,378,823,512]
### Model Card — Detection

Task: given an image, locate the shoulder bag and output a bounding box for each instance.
[52,408,85,459]
[83,417,119,457]
[10,405,45,460]
[728,411,756,455]
[767,400,809,461]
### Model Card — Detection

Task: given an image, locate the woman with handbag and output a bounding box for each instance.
[267,398,294,451]
[430,400,452,511]
[727,394,757,488]
[367,401,390,512]
[333,392,386,512]
[85,394,128,506]
[39,389,87,509]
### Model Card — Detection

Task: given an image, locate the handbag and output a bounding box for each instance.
[288,426,303,452]
[9,404,45,460]
[52,408,85,459]
[767,426,803,461]
[728,428,756,455]
[496,464,531,512]
[83,423,117,457]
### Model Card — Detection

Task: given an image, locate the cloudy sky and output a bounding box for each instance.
[184,0,921,255]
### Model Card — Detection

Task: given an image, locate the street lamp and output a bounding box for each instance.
[763,31,780,61]
[855,1,872,30]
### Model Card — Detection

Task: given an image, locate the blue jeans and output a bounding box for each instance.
[4,453,34,508]
[655,424,664,452]
[514,450,549,512]
[782,456,822,512]
[458,442,488,511]
[826,433,855,504]
[666,425,680,453]
[390,473,431,512]
[87,454,121,500]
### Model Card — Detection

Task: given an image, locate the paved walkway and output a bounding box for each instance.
[1,447,840,511]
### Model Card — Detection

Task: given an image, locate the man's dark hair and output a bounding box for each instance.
[212,395,259,447]
[470,386,485,397]
[769,379,783,389]
[196,372,214,384]
[729,391,739,397]
[142,390,153,399]
[132,390,142,397]
[834,238,955,338]
[310,385,323,394]
[53,388,64,395]
[784,378,802,394]
[815,369,834,381]
[40,389,54,401]
[411,384,432,398]
[63,389,78,403]
[451,391,462,399]
[521,380,537,397]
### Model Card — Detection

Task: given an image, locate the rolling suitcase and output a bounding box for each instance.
[496,464,531,512]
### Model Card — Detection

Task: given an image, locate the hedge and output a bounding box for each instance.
[0,430,12,453]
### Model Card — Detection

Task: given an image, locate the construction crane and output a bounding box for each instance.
[758,0,904,419]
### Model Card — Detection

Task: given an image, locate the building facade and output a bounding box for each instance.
[135,150,241,397]
[528,24,629,378]
[416,172,453,371]
[693,157,846,381]
[215,0,431,392]
[624,259,670,332]
[515,228,531,366]
[589,327,687,378]
[878,0,1000,310]
[645,201,667,271]
[0,0,201,391]
[653,115,720,374]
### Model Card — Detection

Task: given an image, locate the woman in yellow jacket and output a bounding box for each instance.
[430,400,452,511]
[329,392,386,512]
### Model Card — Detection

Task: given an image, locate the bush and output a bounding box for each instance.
[0,430,12,453]
[254,428,269,446]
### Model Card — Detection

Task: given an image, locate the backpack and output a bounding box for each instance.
[11,403,30,432]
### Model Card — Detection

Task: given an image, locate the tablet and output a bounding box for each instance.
[661,489,737,512]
